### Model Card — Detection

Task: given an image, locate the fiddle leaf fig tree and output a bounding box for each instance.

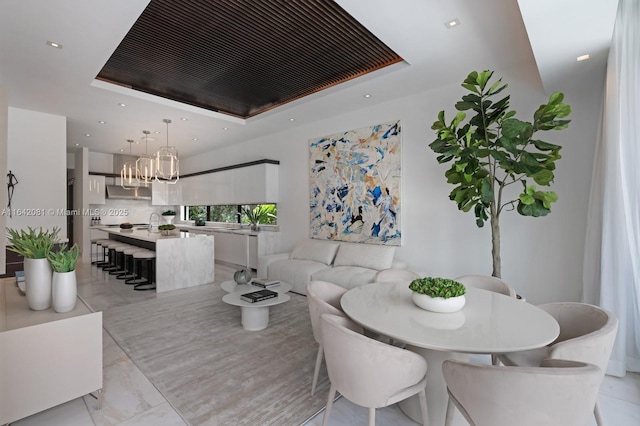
[429,70,571,278]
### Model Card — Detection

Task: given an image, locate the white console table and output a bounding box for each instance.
[0,278,103,424]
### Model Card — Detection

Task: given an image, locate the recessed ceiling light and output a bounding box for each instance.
[118,103,126,107]
[98,120,106,124]
[223,127,229,131]
[445,18,460,29]
[85,133,91,137]
[74,143,80,146]
[119,149,124,152]
[363,94,372,98]
[180,117,188,121]
[154,131,160,134]
[289,118,295,122]
[192,138,198,141]
[577,54,590,62]
[46,40,63,49]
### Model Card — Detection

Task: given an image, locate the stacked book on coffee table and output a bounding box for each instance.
[240,289,279,303]
[251,278,280,288]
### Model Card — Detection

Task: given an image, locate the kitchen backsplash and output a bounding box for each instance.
[90,198,178,225]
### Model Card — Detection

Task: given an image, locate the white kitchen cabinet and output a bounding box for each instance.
[179,227,280,269]
[87,175,105,205]
[180,162,278,206]
[152,180,182,205]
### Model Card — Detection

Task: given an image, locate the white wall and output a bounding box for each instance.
[0,87,7,274]
[6,107,66,235]
[182,72,602,305]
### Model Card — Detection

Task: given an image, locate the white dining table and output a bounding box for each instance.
[341,281,560,426]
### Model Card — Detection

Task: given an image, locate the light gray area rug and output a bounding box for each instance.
[102,284,329,425]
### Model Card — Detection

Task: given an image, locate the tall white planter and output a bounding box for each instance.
[23,258,53,311]
[52,271,77,313]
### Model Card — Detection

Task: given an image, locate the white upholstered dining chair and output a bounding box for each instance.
[320,314,429,426]
[454,274,516,298]
[442,358,602,426]
[306,280,347,396]
[455,274,516,365]
[498,302,618,425]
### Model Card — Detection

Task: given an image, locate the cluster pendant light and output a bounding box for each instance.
[136,130,155,187]
[121,139,137,190]
[155,118,179,184]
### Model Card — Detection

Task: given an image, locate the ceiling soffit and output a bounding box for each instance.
[96,0,403,119]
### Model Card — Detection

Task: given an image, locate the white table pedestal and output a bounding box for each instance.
[241,305,270,331]
[400,346,468,426]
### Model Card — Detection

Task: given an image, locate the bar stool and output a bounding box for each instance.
[119,247,145,280]
[109,244,132,275]
[125,250,156,291]
[102,242,127,272]
[95,240,111,268]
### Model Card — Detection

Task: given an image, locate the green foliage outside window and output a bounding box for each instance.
[185,204,277,225]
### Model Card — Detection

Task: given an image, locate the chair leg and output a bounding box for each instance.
[312,344,323,396]
[594,400,604,425]
[419,389,429,426]
[368,407,375,426]
[445,394,455,426]
[322,384,336,426]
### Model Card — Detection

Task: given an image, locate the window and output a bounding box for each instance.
[184,204,277,225]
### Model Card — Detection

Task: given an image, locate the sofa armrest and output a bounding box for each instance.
[257,252,290,277]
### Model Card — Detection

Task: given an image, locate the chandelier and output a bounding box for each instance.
[136,130,155,186]
[155,118,179,184]
[121,139,137,190]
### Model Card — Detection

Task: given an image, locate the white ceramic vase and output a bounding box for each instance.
[23,257,53,311]
[412,292,466,313]
[52,270,77,313]
[163,215,175,225]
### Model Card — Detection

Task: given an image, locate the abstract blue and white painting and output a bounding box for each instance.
[309,120,401,245]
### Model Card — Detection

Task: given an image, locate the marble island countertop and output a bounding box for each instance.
[174,223,264,236]
[97,226,203,242]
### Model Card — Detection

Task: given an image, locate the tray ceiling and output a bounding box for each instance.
[96,0,403,119]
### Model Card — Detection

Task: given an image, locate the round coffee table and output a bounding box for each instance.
[221,280,291,331]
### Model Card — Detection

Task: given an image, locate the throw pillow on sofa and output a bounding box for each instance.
[289,240,340,265]
[333,243,395,271]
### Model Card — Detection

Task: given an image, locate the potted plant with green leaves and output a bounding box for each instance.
[47,243,80,313]
[158,224,176,236]
[429,70,571,279]
[7,226,60,310]
[240,205,276,231]
[409,277,466,313]
[161,210,176,224]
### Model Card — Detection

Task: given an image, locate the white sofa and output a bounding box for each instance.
[257,240,405,295]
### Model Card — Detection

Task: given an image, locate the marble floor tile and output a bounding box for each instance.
[103,330,130,368]
[117,402,187,426]
[83,358,166,425]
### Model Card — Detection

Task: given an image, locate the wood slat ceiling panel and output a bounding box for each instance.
[96,0,403,118]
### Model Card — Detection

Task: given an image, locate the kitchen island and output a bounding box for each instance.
[100,227,215,293]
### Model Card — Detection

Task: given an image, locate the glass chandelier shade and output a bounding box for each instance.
[155,118,179,184]
[136,130,155,186]
[121,139,137,190]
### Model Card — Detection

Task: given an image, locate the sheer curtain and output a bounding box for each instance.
[583,0,640,377]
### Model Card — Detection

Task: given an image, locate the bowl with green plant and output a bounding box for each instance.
[409,277,466,313]
[159,224,176,236]
[161,210,176,224]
